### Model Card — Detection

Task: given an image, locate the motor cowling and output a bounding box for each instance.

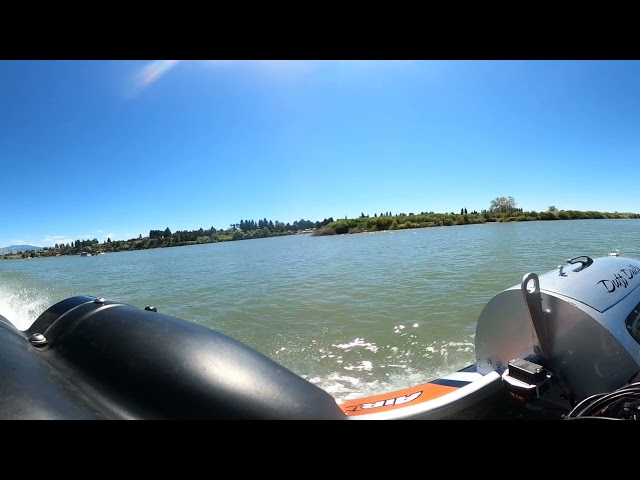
[475,255,640,404]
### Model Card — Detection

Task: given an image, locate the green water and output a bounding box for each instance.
[1,219,636,401]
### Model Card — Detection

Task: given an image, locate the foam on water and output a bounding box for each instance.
[283,333,477,403]
[0,281,52,331]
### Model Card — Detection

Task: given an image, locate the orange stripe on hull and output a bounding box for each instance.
[339,383,458,416]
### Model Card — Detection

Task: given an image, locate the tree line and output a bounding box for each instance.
[4,196,640,259]
[2,217,335,259]
[312,196,640,235]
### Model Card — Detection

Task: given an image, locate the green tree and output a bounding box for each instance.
[490,196,517,214]
[548,206,558,212]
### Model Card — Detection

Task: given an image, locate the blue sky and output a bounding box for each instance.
[2,60,640,248]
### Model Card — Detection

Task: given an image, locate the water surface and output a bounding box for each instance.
[0,219,635,401]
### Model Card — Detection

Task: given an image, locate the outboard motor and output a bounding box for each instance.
[474,255,640,415]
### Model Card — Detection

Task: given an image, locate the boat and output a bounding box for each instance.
[2,252,640,420]
[609,249,620,257]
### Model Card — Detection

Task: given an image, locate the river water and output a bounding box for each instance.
[0,219,636,402]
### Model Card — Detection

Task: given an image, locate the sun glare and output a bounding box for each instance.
[137,60,181,86]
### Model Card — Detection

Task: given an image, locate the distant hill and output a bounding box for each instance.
[0,245,43,255]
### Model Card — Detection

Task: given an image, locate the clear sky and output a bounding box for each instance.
[2,60,639,248]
